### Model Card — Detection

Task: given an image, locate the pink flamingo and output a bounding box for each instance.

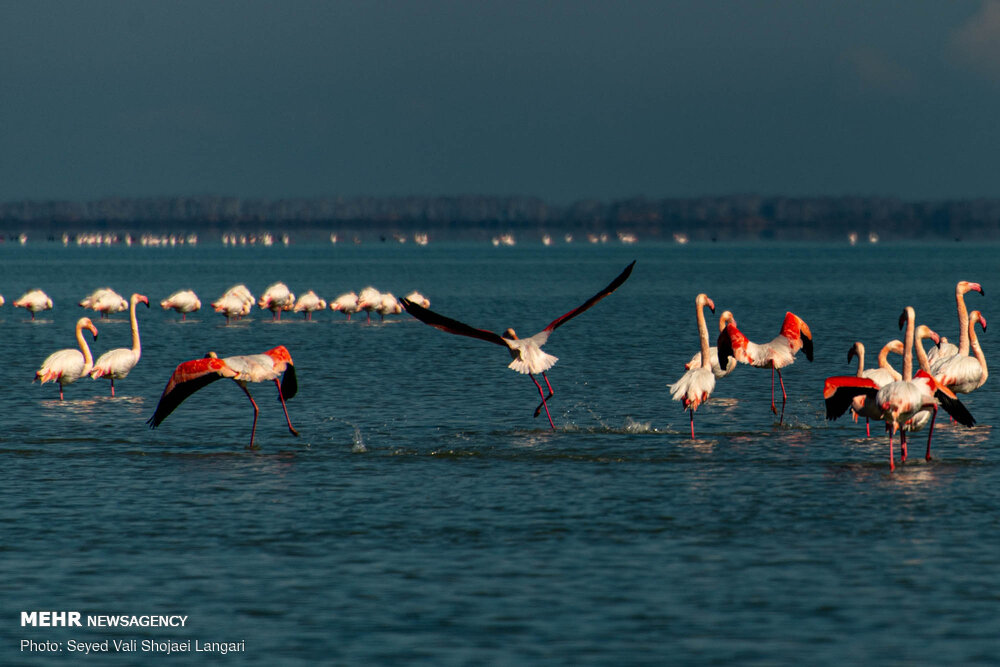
[718,311,814,423]
[293,290,327,320]
[147,346,298,449]
[400,261,635,429]
[330,292,359,320]
[160,289,201,320]
[33,317,99,400]
[847,339,904,437]
[90,293,149,397]
[13,289,53,320]
[927,281,983,367]
[932,310,987,396]
[258,282,295,321]
[684,310,737,378]
[669,294,717,438]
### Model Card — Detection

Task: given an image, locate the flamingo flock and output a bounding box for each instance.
[16,269,991,468]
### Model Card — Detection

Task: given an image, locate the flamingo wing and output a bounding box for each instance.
[823,376,879,420]
[400,299,508,347]
[540,260,635,334]
[147,357,236,428]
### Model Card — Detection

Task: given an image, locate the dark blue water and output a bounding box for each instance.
[3,241,998,665]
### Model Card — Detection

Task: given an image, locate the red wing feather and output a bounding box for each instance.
[823,376,879,421]
[542,261,635,333]
[147,358,234,429]
[400,299,507,346]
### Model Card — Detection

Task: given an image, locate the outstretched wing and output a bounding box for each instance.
[541,260,635,333]
[400,299,507,346]
[147,357,235,429]
[823,376,878,420]
[936,391,975,428]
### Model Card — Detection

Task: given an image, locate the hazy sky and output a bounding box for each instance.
[3,1,1000,202]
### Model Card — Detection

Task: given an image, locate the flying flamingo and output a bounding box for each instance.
[932,310,988,396]
[90,293,149,397]
[293,290,327,320]
[847,339,904,437]
[717,311,814,423]
[330,292,359,320]
[33,317,99,400]
[684,310,737,378]
[13,289,53,320]
[160,289,201,320]
[147,345,299,449]
[258,282,295,320]
[824,307,974,470]
[927,280,983,367]
[400,261,635,429]
[669,294,718,438]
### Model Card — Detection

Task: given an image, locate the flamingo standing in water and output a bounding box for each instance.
[258,282,295,320]
[13,289,53,319]
[847,340,904,437]
[160,289,201,320]
[90,293,149,397]
[376,292,402,321]
[669,294,718,438]
[717,311,814,423]
[927,281,983,367]
[356,287,382,323]
[404,291,430,309]
[330,292,359,320]
[79,287,128,318]
[33,317,99,400]
[401,261,635,429]
[932,310,988,396]
[685,310,737,378]
[147,345,299,449]
[213,285,254,323]
[294,290,327,320]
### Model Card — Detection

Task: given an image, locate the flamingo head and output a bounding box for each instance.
[503,328,519,340]
[915,325,939,346]
[134,294,150,308]
[972,310,987,331]
[958,281,984,297]
[718,311,735,332]
[897,306,915,331]
[77,317,98,340]
[696,293,715,313]
[887,340,904,356]
[847,341,863,364]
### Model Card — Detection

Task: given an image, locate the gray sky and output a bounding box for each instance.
[2,1,1000,203]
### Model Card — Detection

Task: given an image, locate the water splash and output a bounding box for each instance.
[351,427,367,453]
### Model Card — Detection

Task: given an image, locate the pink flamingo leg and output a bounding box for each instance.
[530,374,555,429]
[273,379,299,436]
[237,382,260,449]
[888,430,895,472]
[689,410,696,439]
[900,430,907,462]
[533,373,555,418]
[925,405,938,462]
[866,417,871,438]
[110,379,116,398]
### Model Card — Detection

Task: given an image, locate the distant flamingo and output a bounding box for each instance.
[293,290,327,320]
[160,289,201,320]
[33,317,99,400]
[13,289,53,320]
[213,285,254,323]
[932,310,987,396]
[927,280,983,367]
[685,310,737,378]
[669,294,718,437]
[147,345,299,449]
[357,287,381,323]
[401,261,635,429]
[258,282,295,320]
[404,291,430,309]
[847,339,904,437]
[90,293,149,397]
[79,287,128,318]
[376,292,402,321]
[330,292,359,320]
[718,311,814,423]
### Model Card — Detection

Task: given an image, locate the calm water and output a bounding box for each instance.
[2,241,998,665]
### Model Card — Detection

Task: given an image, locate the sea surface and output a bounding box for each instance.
[2,240,998,665]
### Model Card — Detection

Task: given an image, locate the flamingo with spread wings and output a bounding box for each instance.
[400,261,635,429]
[147,345,299,449]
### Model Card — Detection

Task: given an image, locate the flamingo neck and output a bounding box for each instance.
[77,323,94,373]
[697,302,711,370]
[913,332,932,374]
[969,318,988,388]
[853,343,865,377]
[902,311,915,382]
[129,296,142,358]
[957,286,972,356]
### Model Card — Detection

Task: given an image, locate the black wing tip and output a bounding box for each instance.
[938,392,976,428]
[803,334,814,362]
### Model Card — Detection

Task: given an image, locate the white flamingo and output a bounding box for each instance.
[932,310,987,396]
[401,262,634,429]
[213,285,255,323]
[669,294,717,438]
[685,310,737,378]
[79,287,128,318]
[330,292,359,320]
[13,289,53,320]
[258,282,295,320]
[927,280,983,367]
[357,287,381,323]
[34,317,99,400]
[90,293,149,397]
[293,290,327,320]
[404,291,430,308]
[376,292,402,321]
[847,339,904,437]
[160,289,201,320]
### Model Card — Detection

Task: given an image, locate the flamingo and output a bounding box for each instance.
[404,291,431,309]
[847,339,904,437]
[400,261,635,429]
[684,310,737,378]
[213,285,254,323]
[147,345,299,449]
[33,317,99,400]
[90,293,149,397]
[293,290,327,320]
[356,287,382,323]
[376,292,402,321]
[932,310,987,396]
[669,294,717,438]
[824,307,974,469]
[927,280,983,367]
[258,282,295,320]
[160,289,201,320]
[13,289,53,320]
[79,287,128,318]
[717,311,814,423]
[330,292,359,320]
